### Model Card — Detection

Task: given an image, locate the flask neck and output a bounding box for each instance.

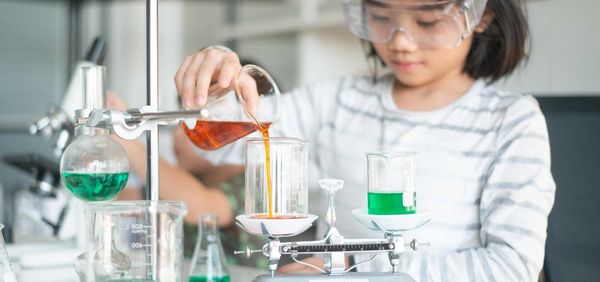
[75,125,111,137]
[198,214,219,236]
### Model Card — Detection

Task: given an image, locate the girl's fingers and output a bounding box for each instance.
[174,48,245,109]
[175,55,196,108]
[218,53,242,88]
[236,71,260,115]
[193,53,222,106]
[181,53,207,108]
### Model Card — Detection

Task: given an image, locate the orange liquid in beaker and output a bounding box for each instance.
[250,214,306,220]
[182,121,271,151]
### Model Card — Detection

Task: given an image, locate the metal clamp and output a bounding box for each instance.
[78,107,208,140]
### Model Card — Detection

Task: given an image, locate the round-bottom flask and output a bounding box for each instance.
[60,126,129,201]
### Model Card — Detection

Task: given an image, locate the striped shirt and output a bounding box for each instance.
[206,74,556,281]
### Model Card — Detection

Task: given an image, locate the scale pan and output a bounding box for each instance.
[235,214,318,238]
[352,208,431,232]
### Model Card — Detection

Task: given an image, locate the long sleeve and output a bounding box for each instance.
[394,96,556,281]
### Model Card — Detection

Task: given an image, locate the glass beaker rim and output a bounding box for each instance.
[241,64,280,90]
[245,136,307,144]
[84,200,188,214]
[366,151,417,158]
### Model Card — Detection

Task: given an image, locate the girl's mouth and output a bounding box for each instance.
[392,60,422,72]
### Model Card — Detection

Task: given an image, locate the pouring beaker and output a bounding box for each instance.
[1,223,18,282]
[75,201,187,281]
[182,64,281,151]
[366,152,417,215]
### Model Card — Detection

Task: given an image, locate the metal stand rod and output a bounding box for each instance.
[146,0,159,279]
[146,0,159,202]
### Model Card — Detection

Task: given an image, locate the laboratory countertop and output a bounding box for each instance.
[6,242,268,282]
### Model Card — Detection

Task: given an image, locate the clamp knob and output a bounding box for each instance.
[407,239,430,251]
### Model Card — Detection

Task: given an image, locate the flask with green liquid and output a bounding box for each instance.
[59,66,129,202]
[60,126,129,201]
[188,214,230,282]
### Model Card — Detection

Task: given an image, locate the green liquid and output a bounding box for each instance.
[104,280,156,282]
[61,171,129,201]
[189,275,231,282]
[368,192,416,215]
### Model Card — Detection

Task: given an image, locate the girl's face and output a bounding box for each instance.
[372,31,473,88]
[366,0,476,88]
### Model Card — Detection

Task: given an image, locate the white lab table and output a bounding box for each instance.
[6,242,267,282]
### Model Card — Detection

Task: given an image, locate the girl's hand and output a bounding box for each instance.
[107,91,128,111]
[174,48,259,110]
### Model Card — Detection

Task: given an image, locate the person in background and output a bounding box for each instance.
[173,0,556,280]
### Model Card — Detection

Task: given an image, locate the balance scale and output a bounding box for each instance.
[235,179,431,282]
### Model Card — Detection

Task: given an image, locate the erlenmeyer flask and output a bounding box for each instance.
[182,64,281,151]
[188,214,230,282]
[1,223,18,282]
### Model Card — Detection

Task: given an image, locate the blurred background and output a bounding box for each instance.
[0,0,598,281]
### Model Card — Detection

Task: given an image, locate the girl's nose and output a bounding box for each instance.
[388,28,419,52]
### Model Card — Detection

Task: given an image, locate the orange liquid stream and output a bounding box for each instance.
[234,81,274,218]
[259,127,273,218]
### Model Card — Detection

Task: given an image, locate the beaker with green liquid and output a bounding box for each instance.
[367,152,417,215]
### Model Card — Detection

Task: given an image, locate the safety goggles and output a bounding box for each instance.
[343,0,488,49]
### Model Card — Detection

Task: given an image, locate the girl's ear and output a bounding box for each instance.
[475,11,494,33]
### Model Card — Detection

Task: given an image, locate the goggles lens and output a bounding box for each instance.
[344,0,470,49]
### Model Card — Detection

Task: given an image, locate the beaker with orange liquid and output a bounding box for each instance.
[244,138,309,220]
[181,64,280,150]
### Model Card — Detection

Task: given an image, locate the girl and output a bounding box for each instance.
[174,0,555,280]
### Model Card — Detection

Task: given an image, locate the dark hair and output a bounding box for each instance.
[465,0,529,83]
[365,0,529,84]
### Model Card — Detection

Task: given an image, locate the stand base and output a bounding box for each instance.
[253,272,415,282]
